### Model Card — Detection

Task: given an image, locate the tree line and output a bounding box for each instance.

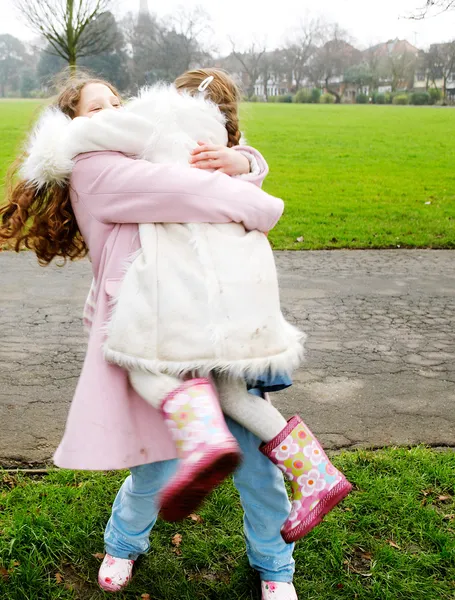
[1,0,454,101]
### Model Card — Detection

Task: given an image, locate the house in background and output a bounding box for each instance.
[413,43,455,99]
[253,73,290,98]
[314,39,419,101]
[217,37,455,102]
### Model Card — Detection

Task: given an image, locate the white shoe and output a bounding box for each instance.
[98,553,134,592]
[261,580,298,600]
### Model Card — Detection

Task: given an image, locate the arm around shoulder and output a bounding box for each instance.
[71,151,283,232]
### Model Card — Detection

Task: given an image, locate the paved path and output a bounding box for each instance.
[0,250,454,465]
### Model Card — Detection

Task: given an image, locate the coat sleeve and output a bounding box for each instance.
[234,146,269,188]
[72,151,283,233]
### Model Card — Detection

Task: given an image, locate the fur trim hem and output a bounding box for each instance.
[103,335,305,381]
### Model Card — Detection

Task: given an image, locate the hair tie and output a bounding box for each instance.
[198,76,214,92]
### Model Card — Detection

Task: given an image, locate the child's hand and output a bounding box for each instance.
[189,142,250,176]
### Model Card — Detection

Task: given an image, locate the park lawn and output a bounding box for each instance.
[0,447,454,600]
[1,100,455,249]
[0,100,45,200]
[240,103,455,249]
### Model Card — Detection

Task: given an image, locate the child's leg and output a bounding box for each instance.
[217,375,352,545]
[100,425,296,595]
[216,375,287,442]
[129,371,241,522]
[99,460,178,591]
[104,461,178,560]
[226,416,295,584]
[128,371,181,409]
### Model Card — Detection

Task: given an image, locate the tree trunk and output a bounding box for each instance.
[263,71,269,101]
[327,85,341,103]
[69,55,77,75]
[67,0,77,75]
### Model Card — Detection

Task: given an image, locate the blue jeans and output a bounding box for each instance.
[104,417,295,582]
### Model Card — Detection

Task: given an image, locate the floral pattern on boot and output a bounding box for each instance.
[162,380,231,456]
[159,378,242,521]
[261,416,352,543]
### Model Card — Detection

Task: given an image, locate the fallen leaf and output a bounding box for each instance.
[438,495,451,502]
[172,533,182,547]
[1,475,17,489]
[55,572,64,584]
[336,583,344,589]
[344,548,373,577]
[141,594,151,600]
[92,553,105,560]
[11,561,20,568]
[345,562,372,577]
[388,540,400,549]
[295,236,304,243]
[189,513,203,523]
[0,566,9,581]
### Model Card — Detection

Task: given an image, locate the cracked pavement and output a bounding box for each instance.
[0,250,454,465]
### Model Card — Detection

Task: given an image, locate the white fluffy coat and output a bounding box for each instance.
[22,85,305,380]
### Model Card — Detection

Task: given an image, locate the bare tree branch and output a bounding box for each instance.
[423,41,455,99]
[229,38,267,98]
[13,0,114,69]
[282,17,325,90]
[410,0,455,19]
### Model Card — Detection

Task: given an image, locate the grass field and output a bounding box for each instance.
[0,100,44,199]
[1,100,455,250]
[0,447,454,600]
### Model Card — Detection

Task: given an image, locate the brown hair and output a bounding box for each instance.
[174,68,242,148]
[0,74,122,266]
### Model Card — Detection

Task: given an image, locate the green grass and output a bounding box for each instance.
[0,100,45,200]
[1,100,455,249]
[0,447,454,599]
[241,104,455,249]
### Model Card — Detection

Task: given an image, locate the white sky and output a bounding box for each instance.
[0,0,453,53]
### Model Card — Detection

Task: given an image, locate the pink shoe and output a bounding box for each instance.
[98,554,134,592]
[262,581,298,599]
[261,416,352,543]
[159,378,242,522]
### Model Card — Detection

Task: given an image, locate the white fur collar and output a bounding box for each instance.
[21,84,229,189]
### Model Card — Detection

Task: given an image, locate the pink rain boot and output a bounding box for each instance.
[159,378,242,522]
[261,416,352,543]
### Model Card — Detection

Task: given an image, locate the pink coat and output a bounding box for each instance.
[53,148,282,470]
